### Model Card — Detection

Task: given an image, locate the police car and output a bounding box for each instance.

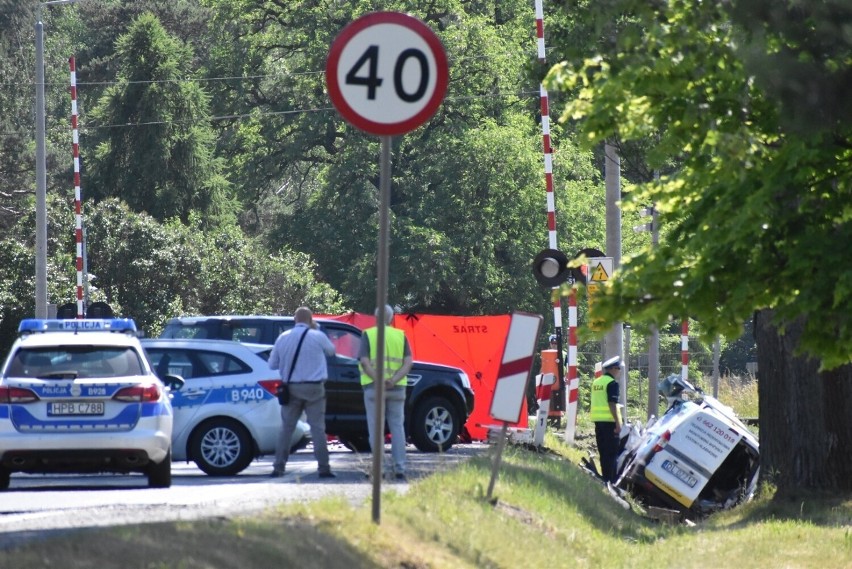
[142,338,310,476]
[161,315,476,453]
[0,319,180,489]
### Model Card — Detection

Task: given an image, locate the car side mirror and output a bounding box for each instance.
[161,374,185,392]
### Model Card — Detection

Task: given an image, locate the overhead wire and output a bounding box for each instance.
[0,49,560,136]
[0,88,546,137]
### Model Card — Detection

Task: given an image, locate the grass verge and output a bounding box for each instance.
[1,433,850,568]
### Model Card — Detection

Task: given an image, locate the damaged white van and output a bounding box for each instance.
[615,375,759,520]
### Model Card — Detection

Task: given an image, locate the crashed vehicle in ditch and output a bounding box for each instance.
[614,375,759,520]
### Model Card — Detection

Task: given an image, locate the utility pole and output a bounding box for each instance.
[712,336,721,398]
[35,0,83,317]
[634,186,661,421]
[623,323,631,401]
[604,142,624,409]
[35,15,47,318]
[648,206,660,420]
[647,324,660,420]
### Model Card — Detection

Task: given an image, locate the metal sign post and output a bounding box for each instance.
[373,136,391,523]
[486,312,542,501]
[326,11,448,525]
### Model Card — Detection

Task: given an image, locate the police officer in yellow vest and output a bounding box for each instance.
[591,356,624,483]
[359,305,414,480]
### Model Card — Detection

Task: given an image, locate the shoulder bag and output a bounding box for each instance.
[276,328,309,406]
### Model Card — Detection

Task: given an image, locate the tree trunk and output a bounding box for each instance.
[754,309,852,495]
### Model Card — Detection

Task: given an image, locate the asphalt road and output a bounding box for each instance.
[0,441,489,546]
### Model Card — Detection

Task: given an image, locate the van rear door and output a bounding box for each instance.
[645,408,744,507]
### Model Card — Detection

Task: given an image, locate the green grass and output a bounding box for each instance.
[2,427,849,569]
[716,375,759,418]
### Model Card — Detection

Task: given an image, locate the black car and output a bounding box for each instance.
[159,315,475,452]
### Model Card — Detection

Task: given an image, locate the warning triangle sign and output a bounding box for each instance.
[591,262,609,282]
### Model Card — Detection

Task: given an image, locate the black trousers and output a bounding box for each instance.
[594,421,620,483]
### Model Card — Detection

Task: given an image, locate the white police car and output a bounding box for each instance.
[142,338,310,476]
[0,319,180,489]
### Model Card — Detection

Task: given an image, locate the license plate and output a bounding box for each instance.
[662,459,699,488]
[48,401,105,416]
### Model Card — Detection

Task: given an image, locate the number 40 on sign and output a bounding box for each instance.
[326,12,449,137]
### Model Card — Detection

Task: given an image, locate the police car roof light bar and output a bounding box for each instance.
[18,319,137,333]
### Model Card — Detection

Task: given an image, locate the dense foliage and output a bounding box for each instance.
[547,0,851,369]
[545,0,851,492]
[87,13,235,225]
[0,0,610,342]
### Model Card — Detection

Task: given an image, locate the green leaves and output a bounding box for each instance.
[546,0,852,368]
[87,12,235,226]
[84,200,347,336]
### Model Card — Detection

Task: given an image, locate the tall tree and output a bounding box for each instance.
[87,12,234,225]
[0,1,61,231]
[547,0,852,494]
[203,0,608,315]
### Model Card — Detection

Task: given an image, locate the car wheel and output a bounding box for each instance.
[147,449,172,488]
[0,467,10,490]
[338,435,371,453]
[410,395,460,452]
[190,418,253,476]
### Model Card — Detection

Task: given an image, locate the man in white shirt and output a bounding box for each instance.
[269,307,336,479]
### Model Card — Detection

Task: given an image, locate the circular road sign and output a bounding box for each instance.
[326,12,449,136]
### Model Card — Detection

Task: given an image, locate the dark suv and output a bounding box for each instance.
[159,315,475,452]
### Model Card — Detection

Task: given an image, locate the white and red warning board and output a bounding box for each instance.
[326,11,449,136]
[490,312,543,424]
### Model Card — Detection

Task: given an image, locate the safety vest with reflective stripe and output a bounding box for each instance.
[360,326,407,387]
[590,373,616,422]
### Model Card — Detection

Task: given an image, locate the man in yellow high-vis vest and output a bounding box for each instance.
[591,355,624,483]
[359,305,413,480]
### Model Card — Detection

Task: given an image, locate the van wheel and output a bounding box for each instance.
[410,396,460,452]
[0,467,10,490]
[190,418,253,476]
[147,450,172,488]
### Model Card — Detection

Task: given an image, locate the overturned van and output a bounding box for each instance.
[615,375,759,520]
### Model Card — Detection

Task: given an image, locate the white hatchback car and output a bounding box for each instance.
[141,338,310,476]
[0,319,178,489]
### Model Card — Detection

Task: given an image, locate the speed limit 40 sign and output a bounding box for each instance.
[326,12,449,136]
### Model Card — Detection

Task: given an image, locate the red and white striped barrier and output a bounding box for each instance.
[486,312,543,500]
[70,57,84,318]
[533,372,555,446]
[535,0,567,424]
[681,320,689,379]
[564,290,579,443]
[490,313,543,425]
[534,0,546,62]
[534,1,555,251]
[540,87,556,250]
